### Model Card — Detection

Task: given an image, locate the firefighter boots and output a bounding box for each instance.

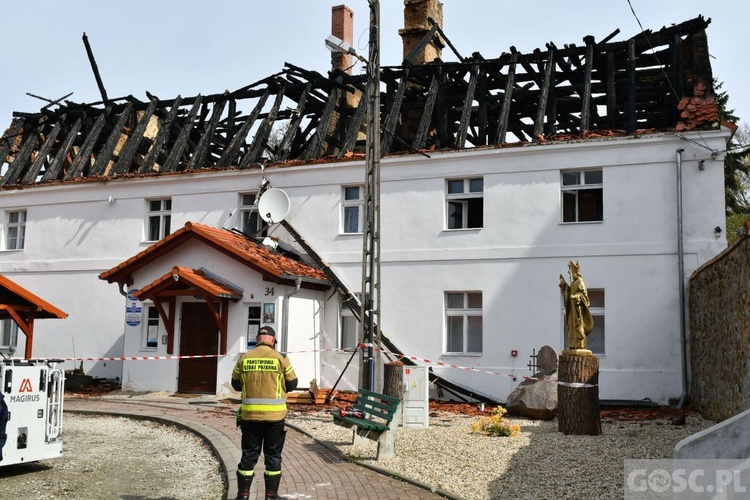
[236,470,253,499]
[264,472,282,499]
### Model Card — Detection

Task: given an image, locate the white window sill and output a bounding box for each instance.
[442,352,483,357]
[558,220,604,225]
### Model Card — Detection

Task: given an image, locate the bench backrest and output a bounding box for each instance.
[354,389,401,424]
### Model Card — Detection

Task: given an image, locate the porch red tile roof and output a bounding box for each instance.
[0,273,68,320]
[135,266,244,302]
[99,222,329,290]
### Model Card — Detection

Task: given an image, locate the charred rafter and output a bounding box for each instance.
[0,16,715,187]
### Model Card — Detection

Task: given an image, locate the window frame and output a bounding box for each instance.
[444,291,483,355]
[585,289,605,356]
[246,303,261,349]
[142,305,160,350]
[341,185,364,234]
[239,193,266,237]
[339,294,360,350]
[145,198,172,242]
[560,169,603,223]
[5,209,27,250]
[0,318,19,354]
[446,178,484,230]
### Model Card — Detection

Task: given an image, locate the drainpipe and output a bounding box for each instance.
[281,277,302,355]
[676,148,689,410]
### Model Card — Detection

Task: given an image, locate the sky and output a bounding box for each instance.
[1,1,748,130]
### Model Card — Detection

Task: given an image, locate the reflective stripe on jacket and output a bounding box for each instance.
[232,342,296,422]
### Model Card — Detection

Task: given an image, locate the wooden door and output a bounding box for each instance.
[178,302,218,393]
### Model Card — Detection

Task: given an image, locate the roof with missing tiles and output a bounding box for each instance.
[0,15,718,188]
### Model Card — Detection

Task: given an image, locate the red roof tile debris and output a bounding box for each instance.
[675,79,720,131]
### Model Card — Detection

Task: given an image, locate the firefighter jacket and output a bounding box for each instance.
[232,341,297,422]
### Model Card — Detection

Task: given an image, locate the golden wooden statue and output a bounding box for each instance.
[559,260,594,355]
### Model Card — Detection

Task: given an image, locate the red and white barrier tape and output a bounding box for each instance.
[27,344,596,388]
[50,354,224,362]
[358,344,597,388]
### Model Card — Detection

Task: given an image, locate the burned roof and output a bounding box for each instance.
[0,16,716,188]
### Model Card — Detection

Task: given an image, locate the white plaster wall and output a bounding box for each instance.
[0,271,125,379]
[115,237,327,393]
[283,294,323,388]
[0,129,730,402]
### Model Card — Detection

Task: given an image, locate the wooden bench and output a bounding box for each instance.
[332,388,401,460]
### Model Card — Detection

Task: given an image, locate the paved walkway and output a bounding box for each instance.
[64,395,447,499]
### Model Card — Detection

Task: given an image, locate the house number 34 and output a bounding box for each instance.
[265,287,275,296]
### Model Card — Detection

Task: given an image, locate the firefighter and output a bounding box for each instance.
[231,325,297,500]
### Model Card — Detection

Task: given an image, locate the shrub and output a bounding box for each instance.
[470,406,520,437]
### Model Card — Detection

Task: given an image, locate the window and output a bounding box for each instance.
[6,210,26,250]
[561,170,603,222]
[340,294,360,350]
[146,199,171,241]
[0,319,18,354]
[445,292,483,354]
[144,306,159,349]
[586,289,605,355]
[446,178,483,229]
[247,304,261,349]
[240,193,266,237]
[342,186,364,234]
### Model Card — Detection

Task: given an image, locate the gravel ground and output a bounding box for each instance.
[0,414,225,500]
[286,409,715,500]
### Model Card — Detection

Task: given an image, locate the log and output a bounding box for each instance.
[383,362,404,427]
[557,354,601,435]
[383,362,404,400]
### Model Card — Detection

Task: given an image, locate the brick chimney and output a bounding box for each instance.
[399,0,444,64]
[331,5,355,74]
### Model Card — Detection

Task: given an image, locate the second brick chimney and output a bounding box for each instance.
[399,0,444,65]
[331,5,355,74]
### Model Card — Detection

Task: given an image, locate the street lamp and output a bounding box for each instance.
[325,0,381,392]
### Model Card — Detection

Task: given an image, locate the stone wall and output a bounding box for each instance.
[689,235,750,421]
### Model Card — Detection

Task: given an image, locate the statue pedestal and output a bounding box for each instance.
[557,353,602,435]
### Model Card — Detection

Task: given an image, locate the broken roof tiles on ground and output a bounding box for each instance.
[0,15,717,188]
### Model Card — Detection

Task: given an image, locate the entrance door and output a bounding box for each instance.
[178,302,218,393]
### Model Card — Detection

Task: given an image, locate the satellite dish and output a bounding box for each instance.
[258,188,290,224]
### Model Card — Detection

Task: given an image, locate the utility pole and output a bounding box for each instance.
[360,0,381,392]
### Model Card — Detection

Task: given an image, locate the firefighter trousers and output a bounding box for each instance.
[238,419,287,474]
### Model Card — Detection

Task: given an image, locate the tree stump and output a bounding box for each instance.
[383,362,404,400]
[557,354,601,435]
[383,362,404,427]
